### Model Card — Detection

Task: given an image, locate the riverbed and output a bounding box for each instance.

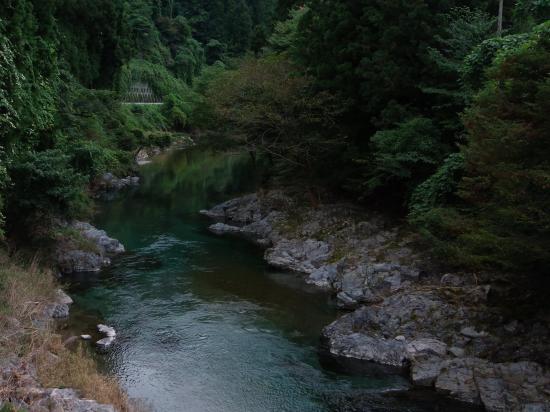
[65,148,462,412]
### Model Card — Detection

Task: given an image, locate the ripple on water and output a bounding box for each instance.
[67,149,458,412]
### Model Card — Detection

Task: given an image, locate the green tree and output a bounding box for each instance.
[206,56,347,199]
[415,22,550,273]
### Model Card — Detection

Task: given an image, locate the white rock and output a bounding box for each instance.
[81,334,92,340]
[97,324,116,337]
[96,337,115,348]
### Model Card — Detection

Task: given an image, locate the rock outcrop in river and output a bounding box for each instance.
[201,190,550,411]
[56,221,125,274]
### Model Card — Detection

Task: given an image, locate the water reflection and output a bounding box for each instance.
[66,147,468,412]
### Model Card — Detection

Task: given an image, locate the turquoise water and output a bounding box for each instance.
[65,148,447,412]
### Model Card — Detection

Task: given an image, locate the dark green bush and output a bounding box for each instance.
[362,117,449,199]
[416,22,550,273]
[7,150,89,230]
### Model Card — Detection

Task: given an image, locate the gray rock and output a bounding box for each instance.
[50,303,70,319]
[74,221,125,254]
[411,356,445,386]
[326,332,408,368]
[523,404,550,412]
[208,222,242,235]
[406,338,448,358]
[96,337,115,348]
[436,358,481,404]
[336,291,360,310]
[440,273,465,287]
[56,221,124,274]
[57,250,105,274]
[307,263,339,288]
[435,358,550,411]
[323,309,409,368]
[200,194,260,224]
[449,346,466,357]
[265,239,332,274]
[461,326,489,339]
[55,289,73,305]
[43,289,74,319]
[0,359,116,412]
[42,388,116,412]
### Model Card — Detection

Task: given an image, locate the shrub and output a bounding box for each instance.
[419,22,550,273]
[66,140,120,181]
[362,117,449,200]
[409,153,465,220]
[6,150,89,231]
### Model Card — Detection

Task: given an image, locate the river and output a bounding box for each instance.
[65,148,461,412]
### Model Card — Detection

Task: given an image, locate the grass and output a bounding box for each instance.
[36,341,133,412]
[50,226,101,255]
[0,251,141,411]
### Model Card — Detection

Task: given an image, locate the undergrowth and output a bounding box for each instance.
[0,252,139,411]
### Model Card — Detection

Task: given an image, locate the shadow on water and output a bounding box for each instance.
[63,147,472,412]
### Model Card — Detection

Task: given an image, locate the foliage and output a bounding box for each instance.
[6,150,89,229]
[205,55,347,193]
[362,117,449,200]
[268,6,307,55]
[0,157,7,239]
[462,33,530,92]
[513,0,550,30]
[416,22,550,273]
[409,153,465,220]
[424,7,495,131]
[162,94,189,130]
[0,25,22,139]
[118,59,189,98]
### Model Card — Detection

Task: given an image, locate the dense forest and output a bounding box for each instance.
[0,0,549,277]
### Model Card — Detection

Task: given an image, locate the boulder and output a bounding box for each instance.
[56,221,124,274]
[307,263,339,288]
[461,327,489,339]
[435,358,550,411]
[73,221,125,254]
[411,356,445,386]
[406,338,448,358]
[43,289,74,319]
[96,337,115,348]
[265,239,332,274]
[436,358,482,405]
[325,332,409,368]
[97,324,116,337]
[39,388,116,412]
[208,223,242,236]
[57,250,106,274]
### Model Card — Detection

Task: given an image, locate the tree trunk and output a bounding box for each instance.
[497,0,504,36]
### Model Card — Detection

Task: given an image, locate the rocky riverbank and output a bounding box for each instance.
[1,222,127,411]
[201,190,550,411]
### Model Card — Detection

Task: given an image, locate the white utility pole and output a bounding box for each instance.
[498,0,504,36]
